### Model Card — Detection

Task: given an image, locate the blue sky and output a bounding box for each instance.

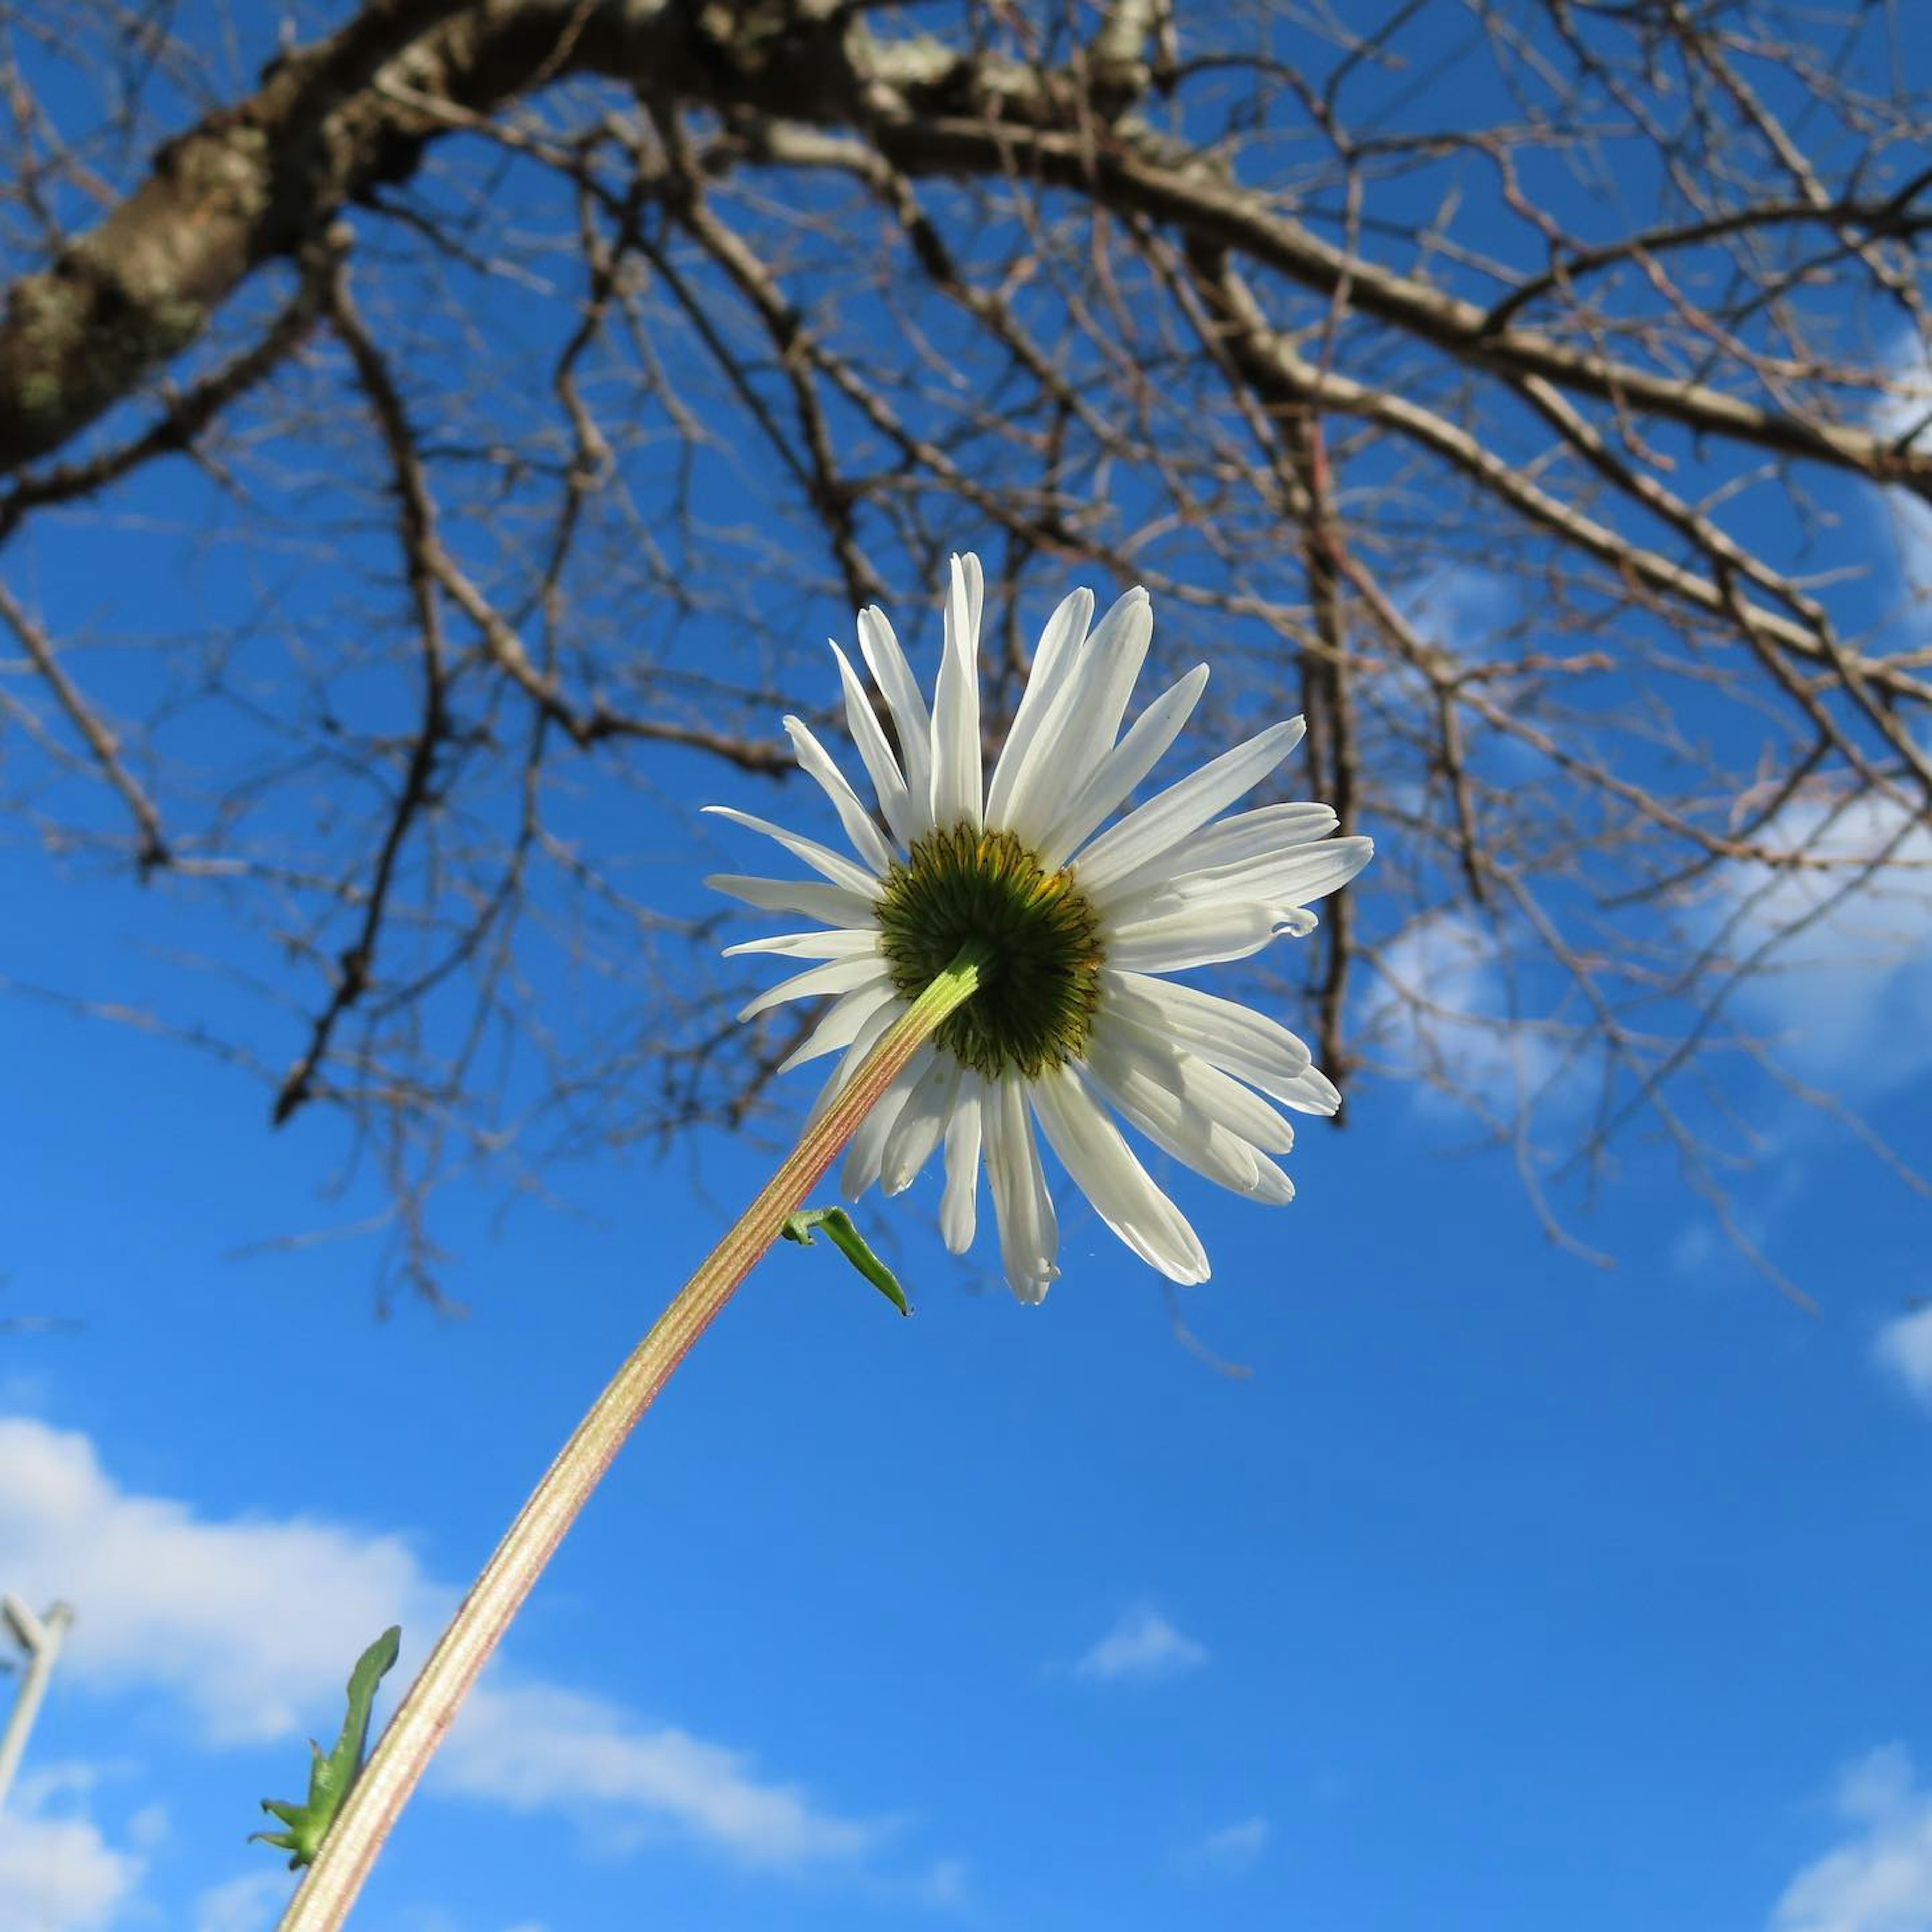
[7,6,1932,1932]
[4,761,1931,1932]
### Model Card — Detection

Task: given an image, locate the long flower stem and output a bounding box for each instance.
[277,943,991,1932]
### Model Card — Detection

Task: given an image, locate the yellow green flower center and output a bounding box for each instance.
[876,823,1105,1079]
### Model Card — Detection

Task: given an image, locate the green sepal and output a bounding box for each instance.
[250,1625,401,1870]
[781,1206,911,1316]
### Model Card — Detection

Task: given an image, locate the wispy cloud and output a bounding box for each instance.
[1867,329,1932,589]
[1073,1605,1208,1684]
[0,1414,443,1744]
[914,1857,970,1909]
[1186,1816,1270,1878]
[0,1415,918,1876]
[1874,1306,1932,1410]
[1772,1744,1932,1932]
[192,1869,291,1932]
[1402,565,1519,658]
[0,1791,143,1932]
[1363,909,1569,1116]
[1699,792,1932,1095]
[438,1680,888,1869]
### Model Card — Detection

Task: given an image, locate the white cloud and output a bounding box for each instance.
[1702,792,1932,1094]
[1669,1221,1724,1279]
[1073,1605,1208,1684]
[1192,1816,1269,1876]
[914,1857,970,1909]
[1871,332,1932,450]
[1875,1306,1932,1409]
[10,1761,127,1811]
[1402,565,1518,658]
[1364,909,1568,1115]
[383,1911,462,1932]
[193,1869,291,1932]
[0,1415,444,1744]
[0,1802,142,1932]
[1773,1744,1932,1932]
[127,1802,169,1851]
[1868,331,1932,587]
[0,1415,920,1875]
[438,1680,888,1869]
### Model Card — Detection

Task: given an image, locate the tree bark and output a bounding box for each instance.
[7,0,1927,503]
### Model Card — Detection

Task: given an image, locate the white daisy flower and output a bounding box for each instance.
[707,553,1373,1303]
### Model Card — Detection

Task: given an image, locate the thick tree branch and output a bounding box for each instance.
[9,1,1930,508]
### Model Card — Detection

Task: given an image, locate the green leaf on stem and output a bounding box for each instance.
[781,1206,911,1315]
[250,1625,401,1870]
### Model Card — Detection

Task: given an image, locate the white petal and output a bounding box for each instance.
[1197,800,1342,858]
[1263,1062,1343,1116]
[994,613,1114,844]
[1242,1155,1296,1205]
[1244,834,1376,906]
[855,606,931,811]
[983,1075,1059,1303]
[1105,902,1296,972]
[1050,586,1152,785]
[963,549,985,657]
[1082,1037,1290,1201]
[1178,1056,1296,1154]
[737,957,891,1021]
[1114,836,1375,924]
[998,589,1148,846]
[929,553,984,828]
[1106,976,1338,1114]
[880,1055,961,1196]
[1097,801,1338,906]
[702,806,882,897]
[1071,717,1307,899]
[831,642,916,847]
[939,1077,985,1253]
[1088,1014,1294,1154]
[707,873,880,929]
[800,989,905,1120]
[724,928,880,961]
[842,1048,929,1199]
[1029,1065,1209,1284]
[985,588,1095,828]
[1100,970,1313,1088]
[1083,1031,1258,1189]
[783,717,896,877]
[781,981,900,1076]
[1036,664,1208,871]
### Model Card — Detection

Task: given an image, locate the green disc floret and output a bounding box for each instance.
[876,823,1105,1079]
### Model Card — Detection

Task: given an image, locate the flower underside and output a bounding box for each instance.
[877,824,1105,1080]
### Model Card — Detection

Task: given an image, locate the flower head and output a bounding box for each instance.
[708,554,1372,1302]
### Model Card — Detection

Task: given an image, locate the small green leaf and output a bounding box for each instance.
[250,1625,401,1870]
[781,1206,911,1315]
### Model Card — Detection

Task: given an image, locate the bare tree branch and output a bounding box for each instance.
[4,0,1927,1298]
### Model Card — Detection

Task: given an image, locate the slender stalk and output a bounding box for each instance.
[0,1597,74,1809]
[277,944,990,1931]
